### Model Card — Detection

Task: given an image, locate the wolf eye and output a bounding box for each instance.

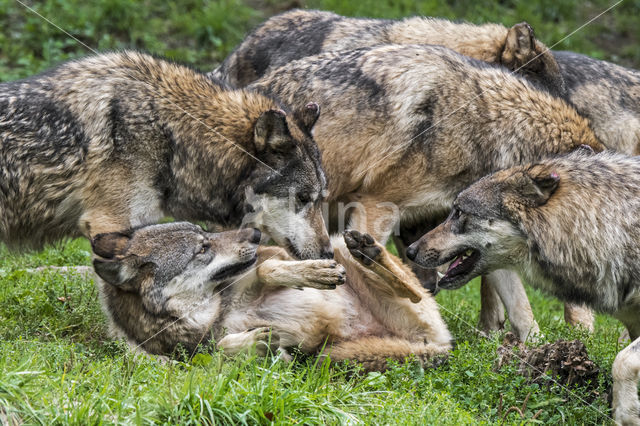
[198,242,211,255]
[297,193,312,204]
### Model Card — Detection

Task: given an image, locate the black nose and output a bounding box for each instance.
[406,244,417,261]
[320,248,334,259]
[250,228,262,244]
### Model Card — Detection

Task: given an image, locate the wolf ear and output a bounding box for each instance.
[522,170,560,206]
[254,109,294,153]
[93,259,127,286]
[295,102,320,133]
[501,22,536,69]
[91,232,131,259]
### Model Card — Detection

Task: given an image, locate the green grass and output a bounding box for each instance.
[0,0,638,82]
[0,0,636,423]
[0,240,623,424]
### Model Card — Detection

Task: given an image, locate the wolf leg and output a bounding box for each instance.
[257,257,346,290]
[339,231,452,348]
[322,336,449,372]
[344,229,423,303]
[478,276,506,334]
[564,303,595,332]
[612,336,640,425]
[216,327,279,356]
[485,270,540,342]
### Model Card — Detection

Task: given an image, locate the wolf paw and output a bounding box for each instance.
[344,230,382,265]
[297,259,346,289]
[247,326,280,356]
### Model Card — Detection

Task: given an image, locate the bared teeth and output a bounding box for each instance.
[437,272,445,279]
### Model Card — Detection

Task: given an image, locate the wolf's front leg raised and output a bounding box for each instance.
[344,230,423,303]
[256,246,346,290]
[340,230,452,348]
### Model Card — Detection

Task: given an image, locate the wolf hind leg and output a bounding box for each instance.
[217,327,281,356]
[612,336,640,425]
[322,336,450,372]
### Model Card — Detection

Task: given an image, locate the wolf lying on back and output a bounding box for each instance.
[211,9,564,96]
[92,222,452,370]
[247,44,604,341]
[0,51,331,259]
[407,151,640,425]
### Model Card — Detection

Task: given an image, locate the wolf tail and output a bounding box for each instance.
[322,336,450,372]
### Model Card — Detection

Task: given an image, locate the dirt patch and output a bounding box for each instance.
[495,332,600,389]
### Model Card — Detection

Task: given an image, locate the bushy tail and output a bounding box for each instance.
[323,336,450,372]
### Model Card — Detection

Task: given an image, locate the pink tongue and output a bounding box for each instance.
[446,255,464,274]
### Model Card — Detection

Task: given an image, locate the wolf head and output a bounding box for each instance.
[406,165,560,290]
[245,103,333,260]
[92,222,261,317]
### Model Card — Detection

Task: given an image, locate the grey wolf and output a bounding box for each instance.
[0,51,331,259]
[407,151,640,425]
[210,9,564,97]
[92,221,452,370]
[212,9,639,157]
[247,44,604,340]
[212,10,639,332]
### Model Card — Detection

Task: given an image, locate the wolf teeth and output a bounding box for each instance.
[437,272,445,279]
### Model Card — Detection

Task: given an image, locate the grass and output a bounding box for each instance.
[0,0,638,82]
[0,0,636,423]
[0,239,624,424]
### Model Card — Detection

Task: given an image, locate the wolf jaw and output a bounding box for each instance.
[242,187,332,260]
[437,248,482,289]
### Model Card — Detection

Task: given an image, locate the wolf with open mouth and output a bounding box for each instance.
[407,151,640,425]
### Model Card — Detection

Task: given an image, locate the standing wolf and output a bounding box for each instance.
[210,9,564,97]
[211,9,640,159]
[246,44,605,341]
[407,151,640,425]
[92,222,452,370]
[0,51,332,259]
[209,9,619,333]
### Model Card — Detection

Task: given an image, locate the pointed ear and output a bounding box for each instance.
[91,231,131,259]
[522,170,560,206]
[93,258,127,286]
[501,22,536,69]
[254,109,293,152]
[295,102,320,133]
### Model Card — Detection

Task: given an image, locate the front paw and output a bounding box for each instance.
[344,230,382,265]
[298,260,346,289]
